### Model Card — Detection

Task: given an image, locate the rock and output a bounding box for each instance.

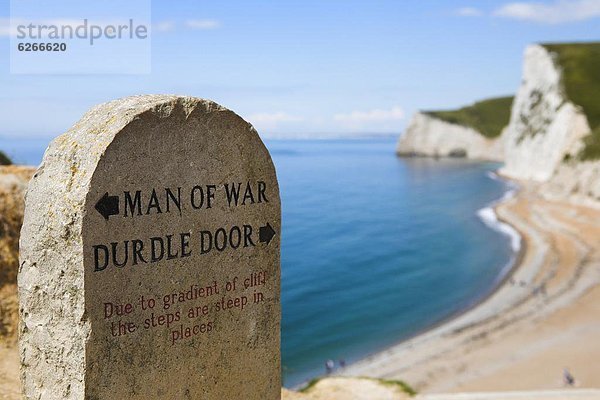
[543,160,600,205]
[397,42,600,207]
[500,45,591,182]
[0,166,34,345]
[448,148,467,158]
[396,112,505,161]
[499,44,600,205]
[19,95,281,399]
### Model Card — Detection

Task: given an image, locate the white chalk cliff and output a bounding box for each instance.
[499,45,591,181]
[397,43,600,205]
[500,44,600,204]
[396,112,505,161]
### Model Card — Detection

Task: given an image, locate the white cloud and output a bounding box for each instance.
[154,21,175,32]
[247,112,303,131]
[185,19,221,30]
[456,7,483,17]
[333,106,405,130]
[494,0,600,23]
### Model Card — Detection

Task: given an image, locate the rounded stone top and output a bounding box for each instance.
[19,95,281,399]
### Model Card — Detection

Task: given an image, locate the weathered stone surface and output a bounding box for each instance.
[0,166,34,344]
[19,95,281,399]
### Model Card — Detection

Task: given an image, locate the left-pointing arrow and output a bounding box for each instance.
[95,192,120,220]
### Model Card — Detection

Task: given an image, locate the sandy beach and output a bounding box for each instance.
[339,181,600,393]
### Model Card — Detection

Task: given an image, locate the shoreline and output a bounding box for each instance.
[336,178,600,392]
[342,176,525,364]
[292,170,525,390]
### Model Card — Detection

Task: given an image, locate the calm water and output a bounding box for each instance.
[1,136,514,388]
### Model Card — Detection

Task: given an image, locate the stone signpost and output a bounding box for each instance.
[18,95,281,399]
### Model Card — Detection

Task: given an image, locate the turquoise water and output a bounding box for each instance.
[1,136,514,388]
[268,138,514,387]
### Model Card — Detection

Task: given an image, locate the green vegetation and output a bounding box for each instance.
[0,151,12,166]
[299,376,417,396]
[424,96,514,139]
[300,377,417,396]
[580,126,600,160]
[542,42,600,160]
[299,377,321,393]
[376,378,417,396]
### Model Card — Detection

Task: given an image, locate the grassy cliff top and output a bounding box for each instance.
[542,42,600,160]
[423,96,514,139]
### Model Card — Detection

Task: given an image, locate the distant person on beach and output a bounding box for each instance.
[339,359,346,368]
[325,359,335,374]
[563,368,575,386]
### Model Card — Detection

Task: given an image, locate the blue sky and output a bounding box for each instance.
[1,0,599,139]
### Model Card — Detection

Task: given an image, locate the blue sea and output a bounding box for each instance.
[1,136,516,388]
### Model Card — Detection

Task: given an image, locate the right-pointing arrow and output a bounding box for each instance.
[259,223,276,245]
[95,192,120,221]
